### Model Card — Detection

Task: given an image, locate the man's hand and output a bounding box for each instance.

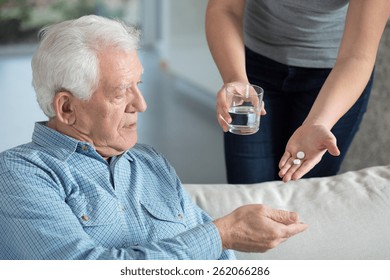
[278,124,341,182]
[213,204,308,252]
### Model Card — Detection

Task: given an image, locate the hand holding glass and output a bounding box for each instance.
[225,83,264,135]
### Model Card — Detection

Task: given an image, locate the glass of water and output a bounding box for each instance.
[225,83,264,135]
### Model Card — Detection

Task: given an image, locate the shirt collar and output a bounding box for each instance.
[122,150,134,162]
[32,122,135,162]
[32,122,88,162]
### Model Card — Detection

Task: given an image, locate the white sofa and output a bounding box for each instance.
[184,165,390,260]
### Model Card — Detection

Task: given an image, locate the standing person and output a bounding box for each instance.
[0,15,307,260]
[206,0,390,183]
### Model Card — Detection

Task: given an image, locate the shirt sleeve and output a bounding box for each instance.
[157,153,236,260]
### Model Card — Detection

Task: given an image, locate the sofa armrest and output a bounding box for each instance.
[183,165,390,259]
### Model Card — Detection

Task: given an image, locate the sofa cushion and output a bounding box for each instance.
[183,165,390,259]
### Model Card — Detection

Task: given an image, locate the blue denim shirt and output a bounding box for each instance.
[0,122,235,260]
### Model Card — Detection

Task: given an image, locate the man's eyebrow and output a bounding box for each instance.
[111,69,144,92]
[113,84,132,92]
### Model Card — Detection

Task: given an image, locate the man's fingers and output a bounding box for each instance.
[265,208,308,239]
[284,222,309,238]
[266,208,300,225]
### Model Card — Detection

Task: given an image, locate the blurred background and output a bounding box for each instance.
[1,0,389,183]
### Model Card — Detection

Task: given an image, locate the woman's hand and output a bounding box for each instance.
[278,124,341,182]
[216,83,266,132]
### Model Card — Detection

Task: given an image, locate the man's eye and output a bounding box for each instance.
[115,94,125,99]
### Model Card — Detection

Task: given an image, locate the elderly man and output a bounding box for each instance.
[0,15,307,260]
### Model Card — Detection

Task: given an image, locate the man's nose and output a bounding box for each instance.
[126,87,147,113]
[134,89,147,112]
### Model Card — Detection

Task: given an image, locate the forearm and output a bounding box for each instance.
[304,0,389,129]
[205,0,247,83]
[132,223,224,260]
[304,57,374,129]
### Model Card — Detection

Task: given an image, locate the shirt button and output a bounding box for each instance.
[178,213,183,220]
[81,145,88,151]
[81,215,89,222]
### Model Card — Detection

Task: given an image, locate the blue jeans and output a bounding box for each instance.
[224,47,374,184]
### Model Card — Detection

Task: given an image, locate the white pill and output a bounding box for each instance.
[297,151,305,159]
[293,159,301,165]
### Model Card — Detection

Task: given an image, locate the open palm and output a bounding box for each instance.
[279,124,341,182]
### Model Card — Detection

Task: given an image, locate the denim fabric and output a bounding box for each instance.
[224,47,373,184]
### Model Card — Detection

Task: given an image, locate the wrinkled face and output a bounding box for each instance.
[71,48,147,158]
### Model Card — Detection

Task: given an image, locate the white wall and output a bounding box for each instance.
[157,0,222,95]
[0,48,46,152]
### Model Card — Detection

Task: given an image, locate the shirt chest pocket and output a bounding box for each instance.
[140,199,187,239]
[67,194,125,246]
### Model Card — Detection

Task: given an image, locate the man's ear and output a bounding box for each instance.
[52,91,76,125]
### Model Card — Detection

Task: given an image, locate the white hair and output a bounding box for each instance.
[31,15,140,118]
